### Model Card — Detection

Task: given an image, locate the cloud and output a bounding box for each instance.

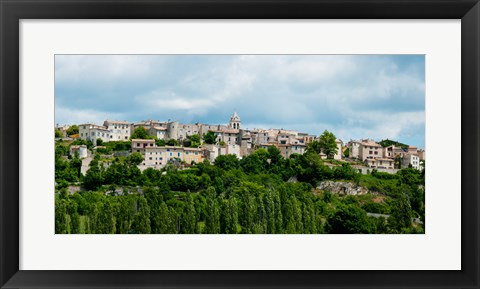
[55,54,425,147]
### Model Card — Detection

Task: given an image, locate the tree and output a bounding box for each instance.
[55,128,63,138]
[318,130,338,159]
[70,151,83,178]
[131,127,151,139]
[204,187,220,234]
[166,139,178,146]
[66,125,79,136]
[96,138,104,146]
[326,204,373,233]
[55,197,68,234]
[184,134,201,148]
[83,159,104,190]
[343,147,350,158]
[389,190,413,232]
[182,191,198,233]
[214,154,239,171]
[132,197,151,233]
[127,152,144,166]
[223,197,239,234]
[155,138,166,147]
[203,131,217,145]
[240,149,269,174]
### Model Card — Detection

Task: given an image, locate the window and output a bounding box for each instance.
[178,152,181,157]
[80,133,83,137]
[374,151,378,155]
[149,157,152,160]
[170,152,172,156]
[124,136,127,140]
[369,151,373,154]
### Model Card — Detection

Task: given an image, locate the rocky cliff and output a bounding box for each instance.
[316,181,369,195]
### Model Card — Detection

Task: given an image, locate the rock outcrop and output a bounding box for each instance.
[316,181,369,195]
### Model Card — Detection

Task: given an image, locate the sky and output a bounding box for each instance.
[55,54,425,148]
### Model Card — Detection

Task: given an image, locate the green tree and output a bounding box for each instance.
[84,159,104,190]
[264,190,276,233]
[127,152,144,166]
[214,154,239,171]
[326,204,373,234]
[318,130,338,159]
[97,200,116,234]
[66,125,79,136]
[131,127,151,139]
[343,147,350,158]
[184,134,201,148]
[55,128,63,138]
[205,187,220,234]
[240,149,269,174]
[166,139,179,146]
[132,197,151,234]
[55,197,68,234]
[182,191,198,233]
[155,138,166,146]
[224,197,239,234]
[70,151,83,178]
[389,190,413,232]
[203,131,217,145]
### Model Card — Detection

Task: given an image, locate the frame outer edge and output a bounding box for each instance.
[1,0,480,289]
[462,2,480,288]
[0,0,20,288]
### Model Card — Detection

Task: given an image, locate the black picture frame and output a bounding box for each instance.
[1,0,479,288]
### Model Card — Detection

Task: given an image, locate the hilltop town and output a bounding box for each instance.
[56,112,425,174]
[54,112,425,234]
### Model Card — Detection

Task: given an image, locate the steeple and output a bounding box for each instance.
[229,112,241,129]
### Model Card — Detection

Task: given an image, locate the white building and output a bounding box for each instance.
[104,120,131,141]
[70,145,88,159]
[334,139,343,160]
[402,153,421,170]
[79,124,111,143]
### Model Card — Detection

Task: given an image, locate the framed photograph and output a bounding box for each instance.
[1,0,479,288]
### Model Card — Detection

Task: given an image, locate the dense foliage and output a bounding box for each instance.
[378,139,408,148]
[55,142,425,234]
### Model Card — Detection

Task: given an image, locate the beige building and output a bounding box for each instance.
[131,139,156,154]
[365,158,395,169]
[347,139,383,161]
[142,146,204,169]
[279,143,306,159]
